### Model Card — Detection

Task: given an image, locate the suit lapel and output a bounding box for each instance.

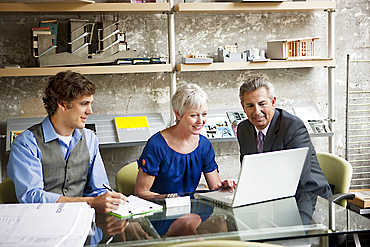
[246,121,258,153]
[264,109,280,152]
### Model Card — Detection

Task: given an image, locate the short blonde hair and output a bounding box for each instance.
[172,83,209,123]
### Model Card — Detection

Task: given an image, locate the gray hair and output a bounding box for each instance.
[172,83,209,123]
[239,77,275,104]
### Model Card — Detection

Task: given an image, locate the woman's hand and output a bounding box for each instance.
[216,180,237,192]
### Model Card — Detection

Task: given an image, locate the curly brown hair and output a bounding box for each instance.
[43,71,96,116]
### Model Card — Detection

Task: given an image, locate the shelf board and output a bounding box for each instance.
[0,59,335,76]
[0,1,336,14]
[0,3,170,14]
[174,1,336,13]
[0,64,173,77]
[176,58,335,72]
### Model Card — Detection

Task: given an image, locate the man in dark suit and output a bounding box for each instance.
[237,77,332,200]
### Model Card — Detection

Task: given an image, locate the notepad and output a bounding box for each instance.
[110,195,163,218]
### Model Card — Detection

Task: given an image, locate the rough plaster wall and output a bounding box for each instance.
[0,0,369,189]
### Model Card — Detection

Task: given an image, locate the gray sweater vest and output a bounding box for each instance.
[29,123,90,197]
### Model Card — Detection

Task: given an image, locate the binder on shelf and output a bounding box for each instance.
[31,26,53,57]
[114,116,151,143]
[110,195,163,218]
[40,20,58,46]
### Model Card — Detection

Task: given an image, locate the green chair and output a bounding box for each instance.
[170,240,281,247]
[316,152,353,207]
[0,178,18,204]
[115,161,139,196]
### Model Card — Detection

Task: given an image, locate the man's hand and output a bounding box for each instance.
[121,222,150,241]
[56,191,126,214]
[91,191,127,214]
[95,214,129,236]
[216,180,237,192]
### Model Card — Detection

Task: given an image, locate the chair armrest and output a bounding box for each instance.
[328,193,355,204]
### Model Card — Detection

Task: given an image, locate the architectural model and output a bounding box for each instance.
[218,44,248,63]
[33,19,137,67]
[247,48,270,62]
[267,37,319,60]
[184,51,213,64]
[218,44,269,63]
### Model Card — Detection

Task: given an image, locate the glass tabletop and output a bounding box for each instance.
[85,191,370,246]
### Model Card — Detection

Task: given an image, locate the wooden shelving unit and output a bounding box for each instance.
[0,64,172,77]
[0,3,170,14]
[0,60,335,77]
[1,1,337,148]
[174,1,336,13]
[0,1,336,77]
[0,2,172,77]
[177,59,335,72]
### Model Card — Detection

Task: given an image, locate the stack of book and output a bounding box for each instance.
[349,189,370,214]
[31,20,57,57]
[0,202,95,246]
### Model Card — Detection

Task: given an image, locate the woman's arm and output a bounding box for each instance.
[134,167,167,201]
[204,170,221,190]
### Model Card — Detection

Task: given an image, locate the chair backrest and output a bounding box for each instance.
[170,240,282,247]
[316,152,353,207]
[0,178,18,204]
[115,161,139,196]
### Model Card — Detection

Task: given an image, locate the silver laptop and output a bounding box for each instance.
[199,147,309,207]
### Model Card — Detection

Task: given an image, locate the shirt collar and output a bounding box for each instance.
[41,116,82,143]
[254,123,270,137]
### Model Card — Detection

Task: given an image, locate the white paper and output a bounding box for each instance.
[354,191,370,200]
[111,195,163,218]
[165,196,191,208]
[0,202,94,247]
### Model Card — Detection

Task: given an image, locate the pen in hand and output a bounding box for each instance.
[103,183,114,192]
[103,183,129,203]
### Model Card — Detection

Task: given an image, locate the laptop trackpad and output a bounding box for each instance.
[225,195,234,200]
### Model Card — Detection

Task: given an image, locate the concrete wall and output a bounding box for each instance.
[0,0,369,189]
